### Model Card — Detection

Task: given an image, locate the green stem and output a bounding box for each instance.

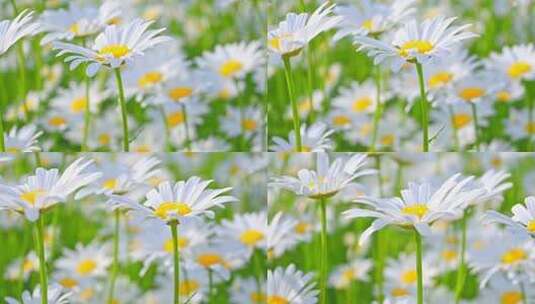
[319,197,328,304]
[16,43,29,121]
[448,105,461,151]
[0,104,5,152]
[520,281,527,304]
[170,223,180,304]
[455,210,468,303]
[81,73,91,151]
[208,269,214,304]
[415,230,424,304]
[415,63,429,152]
[34,215,48,304]
[113,68,129,152]
[370,66,382,152]
[106,209,120,304]
[305,47,315,123]
[252,249,262,298]
[282,56,302,152]
[470,102,480,151]
[180,103,192,151]
[158,105,172,152]
[526,81,534,151]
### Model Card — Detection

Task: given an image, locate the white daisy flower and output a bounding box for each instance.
[333,0,416,40]
[151,264,209,304]
[108,177,237,225]
[196,41,264,80]
[187,239,249,280]
[354,16,477,71]
[268,2,342,58]
[270,122,334,152]
[55,242,111,280]
[220,105,263,138]
[0,10,40,56]
[39,2,121,44]
[267,264,318,304]
[218,211,268,253]
[271,153,376,199]
[384,253,437,298]
[328,259,372,289]
[4,124,42,153]
[50,82,108,116]
[332,80,381,115]
[267,212,299,259]
[484,196,535,238]
[446,72,502,104]
[230,276,266,304]
[343,173,485,245]
[486,44,535,81]
[0,157,101,221]
[5,251,38,281]
[506,108,535,141]
[5,284,71,304]
[53,19,170,76]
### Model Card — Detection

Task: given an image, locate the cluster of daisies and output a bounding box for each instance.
[268,152,535,304]
[268,0,535,152]
[0,0,265,153]
[0,153,271,304]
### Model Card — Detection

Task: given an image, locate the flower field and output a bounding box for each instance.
[267,0,535,152]
[2,0,535,303]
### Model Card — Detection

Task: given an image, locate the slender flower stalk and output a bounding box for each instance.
[34,216,48,304]
[455,209,468,304]
[282,57,303,151]
[0,106,5,152]
[113,68,129,152]
[370,66,382,152]
[170,222,180,304]
[208,269,214,304]
[180,103,192,151]
[158,105,172,151]
[81,39,91,152]
[415,63,429,152]
[106,209,120,304]
[319,197,328,304]
[470,103,480,151]
[415,230,423,304]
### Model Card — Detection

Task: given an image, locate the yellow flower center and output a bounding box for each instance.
[59,277,79,288]
[179,280,199,296]
[391,287,409,297]
[267,295,289,304]
[167,111,185,127]
[332,115,351,126]
[501,248,527,265]
[164,237,189,252]
[69,22,80,35]
[154,202,192,220]
[98,44,130,58]
[360,123,372,136]
[458,87,485,101]
[352,96,373,112]
[250,292,266,303]
[401,204,428,219]
[48,116,67,127]
[239,229,265,246]
[138,71,163,88]
[501,291,522,304]
[219,59,243,77]
[168,87,193,102]
[71,97,87,113]
[242,119,258,131]
[102,178,118,190]
[343,269,355,281]
[98,133,111,146]
[197,253,223,267]
[399,40,434,58]
[428,71,453,88]
[524,122,535,134]
[362,19,374,31]
[527,220,535,233]
[80,288,95,301]
[76,259,97,276]
[294,222,309,234]
[452,113,472,129]
[20,190,46,206]
[497,91,512,102]
[22,259,33,272]
[401,270,417,284]
[380,134,395,146]
[508,61,532,78]
[441,249,457,262]
[269,37,282,51]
